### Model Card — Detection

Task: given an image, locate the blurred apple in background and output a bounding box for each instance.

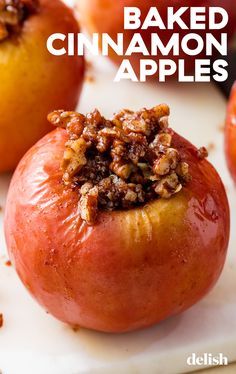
[225,82,236,184]
[76,0,235,76]
[0,0,85,172]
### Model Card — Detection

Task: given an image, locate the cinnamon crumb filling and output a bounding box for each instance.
[0,0,38,41]
[48,105,194,225]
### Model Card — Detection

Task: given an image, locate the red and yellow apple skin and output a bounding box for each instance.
[0,0,85,172]
[225,82,236,184]
[77,0,235,77]
[4,128,230,333]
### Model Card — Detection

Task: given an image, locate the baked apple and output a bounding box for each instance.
[0,0,84,172]
[225,82,236,184]
[77,0,235,77]
[4,105,230,333]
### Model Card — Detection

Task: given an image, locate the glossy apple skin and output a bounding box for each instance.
[0,0,84,172]
[4,128,230,333]
[225,82,236,184]
[77,0,235,76]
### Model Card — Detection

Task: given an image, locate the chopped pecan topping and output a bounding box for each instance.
[0,0,38,41]
[48,105,194,225]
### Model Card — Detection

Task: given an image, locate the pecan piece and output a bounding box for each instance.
[80,187,98,225]
[197,147,208,160]
[153,148,179,176]
[155,173,182,199]
[62,138,88,184]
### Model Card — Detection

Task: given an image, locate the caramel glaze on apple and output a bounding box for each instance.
[0,0,39,41]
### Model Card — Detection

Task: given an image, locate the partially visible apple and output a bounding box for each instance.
[225,82,236,184]
[0,0,85,172]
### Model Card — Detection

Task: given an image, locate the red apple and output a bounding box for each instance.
[4,118,230,332]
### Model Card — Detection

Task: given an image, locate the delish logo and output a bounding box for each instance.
[187,353,228,367]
